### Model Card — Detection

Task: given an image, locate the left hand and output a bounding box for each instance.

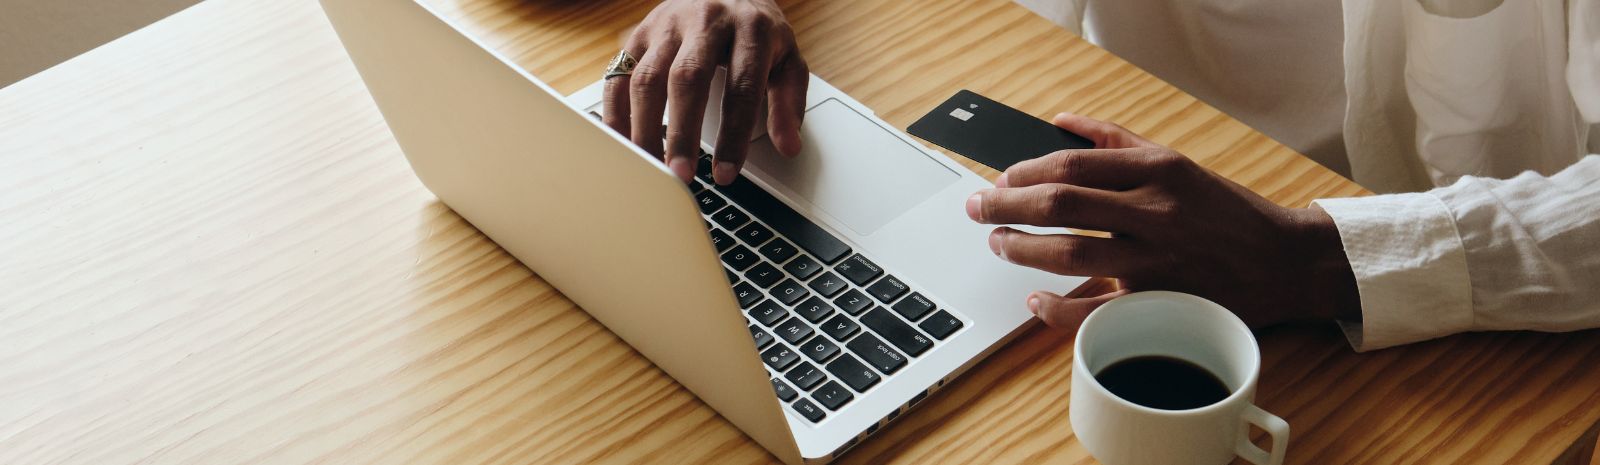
[964,113,1360,331]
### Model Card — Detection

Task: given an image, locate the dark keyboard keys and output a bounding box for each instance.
[694,190,727,214]
[733,282,762,308]
[846,332,908,374]
[772,378,798,402]
[761,344,800,371]
[792,398,825,422]
[800,336,841,363]
[750,325,775,349]
[709,229,734,252]
[759,239,799,264]
[782,255,823,280]
[721,245,759,271]
[735,222,774,246]
[774,317,815,345]
[865,275,909,303]
[919,310,964,340]
[696,156,714,183]
[785,362,827,391]
[770,279,810,306]
[891,293,936,321]
[825,355,881,392]
[836,254,884,286]
[723,267,736,284]
[745,262,783,288]
[813,381,854,411]
[821,314,861,341]
[793,296,834,323]
[748,300,787,326]
[711,206,751,230]
[833,289,871,315]
[718,175,852,263]
[861,307,933,356]
[807,272,848,297]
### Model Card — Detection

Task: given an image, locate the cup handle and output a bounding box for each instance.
[1235,404,1290,465]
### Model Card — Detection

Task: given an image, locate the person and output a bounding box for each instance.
[603,0,1600,351]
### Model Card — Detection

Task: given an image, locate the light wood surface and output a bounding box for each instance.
[2,0,1596,464]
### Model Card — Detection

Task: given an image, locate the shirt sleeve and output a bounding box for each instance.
[1313,155,1600,351]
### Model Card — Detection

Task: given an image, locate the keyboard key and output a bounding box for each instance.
[826,354,882,392]
[833,289,871,315]
[696,156,714,183]
[793,296,834,323]
[891,293,936,321]
[735,222,774,247]
[813,381,854,411]
[846,332,907,375]
[721,245,759,271]
[862,307,932,356]
[807,272,848,297]
[821,314,861,341]
[759,239,799,264]
[770,279,810,306]
[774,317,814,344]
[719,175,852,263]
[709,229,734,252]
[761,344,800,371]
[694,190,727,214]
[724,267,736,284]
[772,378,798,402]
[836,254,884,286]
[792,398,825,422]
[785,362,827,391]
[733,282,762,308]
[750,325,775,349]
[691,179,707,193]
[711,206,751,230]
[748,300,787,326]
[745,262,783,288]
[865,275,909,303]
[801,336,841,363]
[782,255,823,280]
[919,310,964,340]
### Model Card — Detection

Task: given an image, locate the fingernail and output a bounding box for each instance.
[669,157,695,182]
[995,173,1009,188]
[713,161,737,185]
[988,228,1005,259]
[965,191,986,222]
[1027,295,1041,315]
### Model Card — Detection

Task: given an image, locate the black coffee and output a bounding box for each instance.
[1093,355,1231,410]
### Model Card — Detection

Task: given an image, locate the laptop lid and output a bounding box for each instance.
[319,0,802,462]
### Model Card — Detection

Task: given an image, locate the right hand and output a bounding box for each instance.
[604,0,809,186]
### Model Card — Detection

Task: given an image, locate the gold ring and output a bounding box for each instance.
[604,49,638,79]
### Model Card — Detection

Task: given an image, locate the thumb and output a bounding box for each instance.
[1028,289,1130,330]
[1051,112,1159,150]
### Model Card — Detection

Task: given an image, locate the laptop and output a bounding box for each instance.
[321,0,1085,462]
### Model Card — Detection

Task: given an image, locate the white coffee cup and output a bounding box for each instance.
[1070,291,1290,465]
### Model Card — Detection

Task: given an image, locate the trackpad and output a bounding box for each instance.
[748,99,959,235]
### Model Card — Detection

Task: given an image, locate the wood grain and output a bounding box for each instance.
[0,0,1595,464]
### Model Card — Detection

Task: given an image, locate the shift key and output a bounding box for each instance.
[861,307,933,356]
[846,332,907,375]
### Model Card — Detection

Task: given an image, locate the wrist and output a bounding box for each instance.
[1286,205,1362,322]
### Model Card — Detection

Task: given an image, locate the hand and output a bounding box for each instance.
[604,0,808,185]
[965,114,1360,331]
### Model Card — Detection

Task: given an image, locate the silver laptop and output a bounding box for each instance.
[322,0,1085,462]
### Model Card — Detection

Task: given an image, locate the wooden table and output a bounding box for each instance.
[3,0,1597,463]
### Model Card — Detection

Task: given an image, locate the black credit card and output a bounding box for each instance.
[906,89,1094,171]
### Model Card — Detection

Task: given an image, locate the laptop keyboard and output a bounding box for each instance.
[688,152,967,424]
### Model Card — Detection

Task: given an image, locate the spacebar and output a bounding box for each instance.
[719,176,852,263]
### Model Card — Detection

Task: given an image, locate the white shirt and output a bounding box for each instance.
[1015,0,1600,350]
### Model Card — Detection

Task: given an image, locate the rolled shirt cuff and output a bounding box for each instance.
[1313,194,1474,351]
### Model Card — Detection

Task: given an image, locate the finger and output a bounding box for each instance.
[1051,112,1160,149]
[1029,289,1130,330]
[1002,148,1160,191]
[712,23,775,185]
[603,40,648,139]
[988,227,1154,278]
[765,47,808,158]
[664,34,727,183]
[966,184,1141,233]
[629,38,681,159]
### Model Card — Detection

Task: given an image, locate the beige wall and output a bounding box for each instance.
[0,0,201,88]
